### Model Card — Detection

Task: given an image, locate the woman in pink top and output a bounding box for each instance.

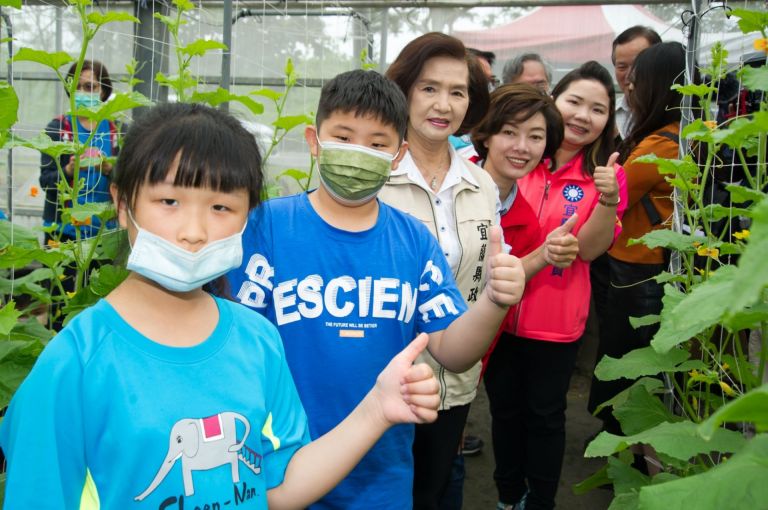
[487,61,627,510]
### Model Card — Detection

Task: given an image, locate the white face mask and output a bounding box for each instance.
[126,211,245,293]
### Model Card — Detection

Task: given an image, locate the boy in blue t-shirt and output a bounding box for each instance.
[228,70,526,510]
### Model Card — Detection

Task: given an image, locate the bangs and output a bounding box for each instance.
[115,103,262,208]
[145,114,256,192]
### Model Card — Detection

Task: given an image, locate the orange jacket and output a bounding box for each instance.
[609,123,678,264]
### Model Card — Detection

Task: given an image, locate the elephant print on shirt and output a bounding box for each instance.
[135,411,262,500]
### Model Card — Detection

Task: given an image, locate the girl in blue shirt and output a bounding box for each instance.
[1,102,440,509]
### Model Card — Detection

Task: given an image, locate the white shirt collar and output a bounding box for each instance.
[392,144,480,192]
[499,184,518,215]
[617,94,630,112]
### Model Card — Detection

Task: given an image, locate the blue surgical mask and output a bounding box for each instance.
[126,211,246,293]
[74,91,102,109]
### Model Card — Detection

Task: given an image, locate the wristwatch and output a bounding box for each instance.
[598,193,620,207]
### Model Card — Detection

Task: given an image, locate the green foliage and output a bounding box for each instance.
[670,83,717,97]
[730,8,768,34]
[0,81,19,148]
[75,91,152,124]
[0,0,318,429]
[652,266,738,352]
[582,8,768,507]
[180,39,228,57]
[699,384,768,437]
[585,421,746,461]
[636,434,768,510]
[85,11,140,29]
[0,301,22,336]
[594,345,699,381]
[0,0,22,8]
[190,88,264,115]
[613,385,682,435]
[11,47,74,71]
[594,378,665,416]
[726,198,768,314]
[627,230,699,252]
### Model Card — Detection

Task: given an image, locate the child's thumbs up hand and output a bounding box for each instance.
[543,213,580,268]
[484,225,525,308]
[373,333,439,425]
[593,152,620,200]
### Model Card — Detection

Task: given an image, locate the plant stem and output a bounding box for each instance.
[671,373,697,421]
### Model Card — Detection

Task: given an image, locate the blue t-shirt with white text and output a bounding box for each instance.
[228,192,467,510]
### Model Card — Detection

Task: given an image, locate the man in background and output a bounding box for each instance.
[468,47,499,89]
[502,53,552,93]
[612,26,662,139]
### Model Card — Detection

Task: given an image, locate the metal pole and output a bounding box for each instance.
[666,0,703,414]
[378,7,388,71]
[55,6,63,112]
[1,8,13,220]
[133,0,170,119]
[220,0,233,112]
[352,13,364,68]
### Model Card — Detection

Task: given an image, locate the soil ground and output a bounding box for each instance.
[462,314,614,510]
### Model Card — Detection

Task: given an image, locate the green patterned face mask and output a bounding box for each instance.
[317,140,398,205]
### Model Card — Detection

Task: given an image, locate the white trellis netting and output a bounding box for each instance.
[0,1,763,229]
[0,0,376,225]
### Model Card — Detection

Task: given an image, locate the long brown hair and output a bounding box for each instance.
[551,61,616,176]
[618,42,687,160]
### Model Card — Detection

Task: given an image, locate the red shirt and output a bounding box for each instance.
[514,155,627,342]
[481,190,543,370]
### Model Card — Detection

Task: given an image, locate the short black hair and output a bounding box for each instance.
[468,48,496,67]
[611,26,662,64]
[113,103,263,209]
[472,83,563,163]
[315,70,408,142]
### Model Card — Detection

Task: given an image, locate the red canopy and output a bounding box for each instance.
[455,5,678,71]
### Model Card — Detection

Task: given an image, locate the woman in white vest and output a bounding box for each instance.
[379,32,496,510]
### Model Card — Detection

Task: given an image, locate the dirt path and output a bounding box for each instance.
[462,325,615,510]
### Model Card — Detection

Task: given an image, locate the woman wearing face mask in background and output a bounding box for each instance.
[39,60,121,330]
[40,60,120,244]
[378,32,496,510]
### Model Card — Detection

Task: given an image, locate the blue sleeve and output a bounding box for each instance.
[228,205,275,320]
[40,117,67,189]
[260,323,310,489]
[0,332,88,509]
[415,230,468,334]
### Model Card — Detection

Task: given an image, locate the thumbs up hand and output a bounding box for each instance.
[593,152,620,202]
[484,225,525,308]
[372,333,439,425]
[543,213,580,268]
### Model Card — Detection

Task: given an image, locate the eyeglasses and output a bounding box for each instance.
[76,81,102,93]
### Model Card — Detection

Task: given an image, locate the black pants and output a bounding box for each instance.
[412,404,471,510]
[588,257,665,434]
[484,335,581,510]
[589,253,611,336]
